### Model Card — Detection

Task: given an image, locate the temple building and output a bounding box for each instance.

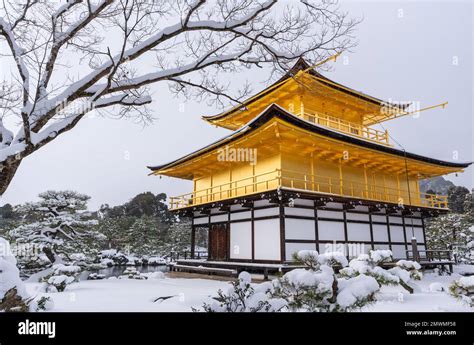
[148,58,470,264]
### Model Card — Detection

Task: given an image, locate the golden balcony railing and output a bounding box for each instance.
[294,108,391,146]
[169,169,448,210]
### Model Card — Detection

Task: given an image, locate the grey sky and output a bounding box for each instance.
[1,0,472,210]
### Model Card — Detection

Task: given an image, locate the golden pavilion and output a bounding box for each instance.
[148,58,470,264]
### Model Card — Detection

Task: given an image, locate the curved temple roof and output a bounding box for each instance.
[202,57,411,125]
[148,103,471,173]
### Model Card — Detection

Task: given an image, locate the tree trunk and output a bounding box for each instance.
[0,159,22,195]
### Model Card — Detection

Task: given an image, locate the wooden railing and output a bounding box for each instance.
[169,169,448,210]
[295,108,391,146]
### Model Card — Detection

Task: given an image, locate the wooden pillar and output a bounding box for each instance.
[339,159,343,195]
[190,222,196,259]
[279,202,286,263]
[314,206,319,252]
[364,164,369,199]
[386,211,392,250]
[251,204,255,261]
[411,237,420,262]
[402,215,409,258]
[368,211,374,251]
[343,209,349,255]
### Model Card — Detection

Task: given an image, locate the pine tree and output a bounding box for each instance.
[425,190,473,264]
[9,191,102,273]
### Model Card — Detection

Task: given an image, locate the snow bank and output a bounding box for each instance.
[0,237,27,300]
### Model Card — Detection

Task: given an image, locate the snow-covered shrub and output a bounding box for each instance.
[125,256,142,266]
[273,251,378,312]
[147,257,167,266]
[199,272,286,312]
[87,273,106,280]
[340,250,422,294]
[41,263,81,292]
[272,265,337,311]
[99,258,114,267]
[448,276,474,307]
[35,296,54,311]
[317,251,349,268]
[0,237,30,311]
[336,274,380,311]
[120,267,147,280]
[99,249,128,266]
[47,275,75,292]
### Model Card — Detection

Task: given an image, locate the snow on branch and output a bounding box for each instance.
[0,0,358,194]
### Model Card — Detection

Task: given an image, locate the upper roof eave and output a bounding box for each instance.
[202,57,410,123]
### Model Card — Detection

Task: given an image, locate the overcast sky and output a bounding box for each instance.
[1,0,472,210]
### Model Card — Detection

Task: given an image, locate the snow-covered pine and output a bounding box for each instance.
[273,250,379,312]
[448,276,474,307]
[203,251,382,313]
[41,263,81,292]
[9,191,102,275]
[426,190,473,264]
[199,272,286,312]
[0,0,357,195]
[339,250,422,294]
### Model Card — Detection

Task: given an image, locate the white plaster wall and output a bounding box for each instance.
[405,227,425,243]
[318,210,344,219]
[293,199,314,207]
[346,213,370,221]
[254,200,271,207]
[230,211,251,220]
[374,244,390,250]
[346,223,371,241]
[254,219,281,260]
[285,207,314,217]
[391,244,407,259]
[372,224,389,241]
[194,216,209,225]
[389,225,405,242]
[325,202,343,209]
[405,217,423,226]
[285,218,315,240]
[318,220,345,241]
[389,216,403,224]
[230,204,245,211]
[210,214,228,223]
[254,207,279,217]
[230,222,252,260]
[372,215,387,223]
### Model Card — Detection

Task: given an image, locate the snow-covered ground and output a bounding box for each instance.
[25,271,473,312]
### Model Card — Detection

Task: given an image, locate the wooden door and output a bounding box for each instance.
[209,224,228,261]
